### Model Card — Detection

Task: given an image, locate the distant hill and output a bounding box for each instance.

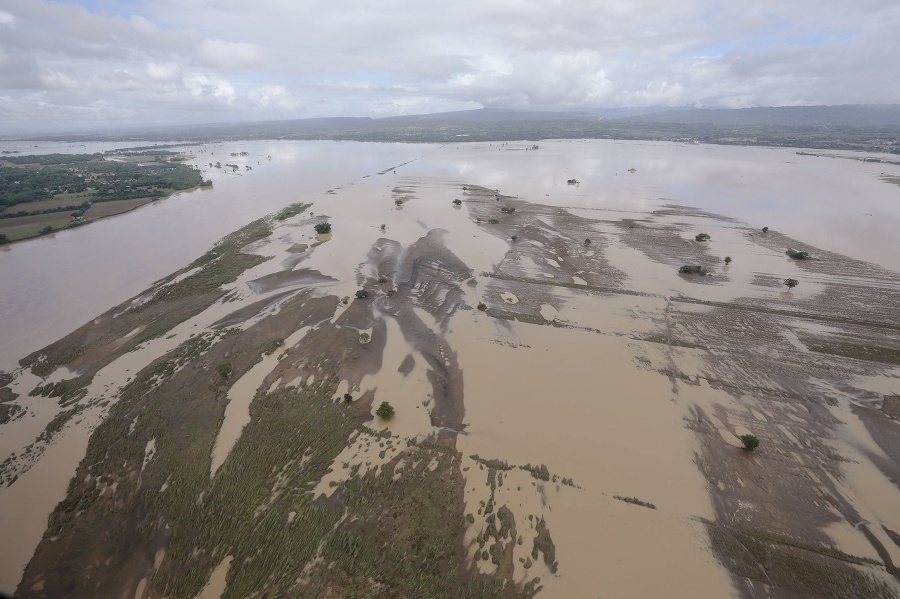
[617,105,900,128]
[8,106,899,154]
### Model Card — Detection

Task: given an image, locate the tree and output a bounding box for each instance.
[343,393,353,402]
[314,222,332,234]
[695,233,711,242]
[724,256,732,265]
[0,233,8,245]
[39,225,54,235]
[584,238,591,246]
[359,332,370,343]
[784,278,799,290]
[355,289,369,299]
[452,199,462,205]
[477,302,487,311]
[787,249,810,260]
[511,235,518,241]
[216,363,233,378]
[739,434,760,451]
[762,226,769,233]
[376,401,395,420]
[394,199,403,206]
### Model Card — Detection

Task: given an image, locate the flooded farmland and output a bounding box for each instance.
[1,139,899,598]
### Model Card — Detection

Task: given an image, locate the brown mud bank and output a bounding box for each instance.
[2,165,899,599]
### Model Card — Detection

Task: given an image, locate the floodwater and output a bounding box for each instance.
[2,139,899,371]
[1,139,900,596]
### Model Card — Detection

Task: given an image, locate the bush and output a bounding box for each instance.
[739,434,760,451]
[679,265,705,274]
[786,249,810,260]
[313,222,332,234]
[695,233,711,242]
[724,256,732,265]
[216,363,233,378]
[355,289,369,299]
[375,401,395,420]
[783,278,799,290]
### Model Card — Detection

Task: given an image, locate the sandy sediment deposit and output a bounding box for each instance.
[1,142,899,599]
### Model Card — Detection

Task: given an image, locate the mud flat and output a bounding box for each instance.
[0,143,899,598]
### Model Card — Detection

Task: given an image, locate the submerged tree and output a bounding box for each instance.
[314,222,332,234]
[375,401,395,420]
[724,256,732,265]
[739,434,760,451]
[783,278,799,290]
[695,233,711,242]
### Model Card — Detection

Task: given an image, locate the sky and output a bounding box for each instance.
[1,0,899,134]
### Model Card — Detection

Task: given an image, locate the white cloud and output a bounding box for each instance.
[0,0,899,132]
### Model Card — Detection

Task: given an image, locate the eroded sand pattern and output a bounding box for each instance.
[1,140,899,598]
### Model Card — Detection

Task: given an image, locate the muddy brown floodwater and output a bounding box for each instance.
[1,140,899,598]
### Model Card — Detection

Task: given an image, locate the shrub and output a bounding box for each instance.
[724,256,732,265]
[313,222,332,234]
[786,249,810,260]
[739,434,760,451]
[215,363,233,378]
[783,278,799,290]
[375,401,395,420]
[355,289,369,299]
[679,265,705,274]
[695,233,711,242]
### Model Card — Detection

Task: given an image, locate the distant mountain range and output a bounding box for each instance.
[7,105,900,153]
[616,104,900,127]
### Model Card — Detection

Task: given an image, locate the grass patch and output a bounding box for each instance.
[705,521,895,599]
[798,333,900,366]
